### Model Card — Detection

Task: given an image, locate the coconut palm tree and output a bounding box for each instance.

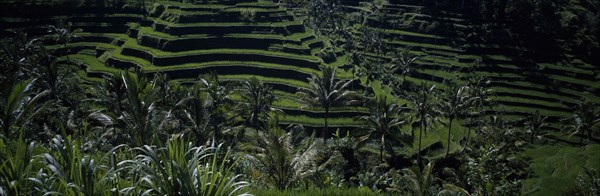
[524,110,549,144]
[235,77,280,130]
[197,72,233,144]
[173,84,211,144]
[409,83,440,166]
[358,96,408,162]
[565,100,600,144]
[46,22,81,62]
[439,82,472,159]
[241,121,325,190]
[391,48,423,86]
[297,66,358,138]
[464,76,492,148]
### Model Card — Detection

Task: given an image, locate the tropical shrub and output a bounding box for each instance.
[123,137,249,195]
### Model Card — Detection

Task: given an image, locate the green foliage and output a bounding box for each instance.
[439,81,473,159]
[197,72,234,143]
[524,111,549,144]
[251,186,380,196]
[0,78,51,139]
[358,96,409,162]
[409,83,441,165]
[297,66,359,138]
[30,134,114,195]
[235,77,279,130]
[575,167,600,195]
[401,161,437,196]
[241,121,325,190]
[464,145,522,195]
[523,144,600,195]
[563,100,600,144]
[0,135,41,195]
[124,138,248,195]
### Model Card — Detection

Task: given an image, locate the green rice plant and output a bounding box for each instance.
[123,137,248,195]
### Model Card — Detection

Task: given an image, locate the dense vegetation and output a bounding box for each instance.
[1,0,599,195]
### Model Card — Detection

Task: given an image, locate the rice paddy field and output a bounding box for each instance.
[0,0,598,195]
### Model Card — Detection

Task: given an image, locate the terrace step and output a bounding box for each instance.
[152,20,305,36]
[118,46,321,69]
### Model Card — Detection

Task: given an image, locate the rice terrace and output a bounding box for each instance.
[0,0,599,195]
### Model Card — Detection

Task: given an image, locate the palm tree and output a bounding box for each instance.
[241,121,325,190]
[235,77,280,130]
[439,82,472,159]
[297,66,358,138]
[97,72,127,114]
[565,100,600,144]
[358,96,408,162]
[197,72,233,144]
[464,76,492,148]
[409,83,439,166]
[174,84,211,144]
[120,70,163,146]
[46,22,81,62]
[391,48,423,86]
[524,110,549,144]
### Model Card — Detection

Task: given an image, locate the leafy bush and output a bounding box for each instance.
[575,168,600,195]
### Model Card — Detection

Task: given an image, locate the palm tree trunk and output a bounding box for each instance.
[464,122,471,150]
[212,121,218,147]
[252,112,259,131]
[323,107,329,138]
[588,129,593,143]
[381,135,385,162]
[64,43,70,62]
[445,118,453,159]
[417,121,423,166]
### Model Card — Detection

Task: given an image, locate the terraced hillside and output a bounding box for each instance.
[0,0,370,130]
[342,0,600,138]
